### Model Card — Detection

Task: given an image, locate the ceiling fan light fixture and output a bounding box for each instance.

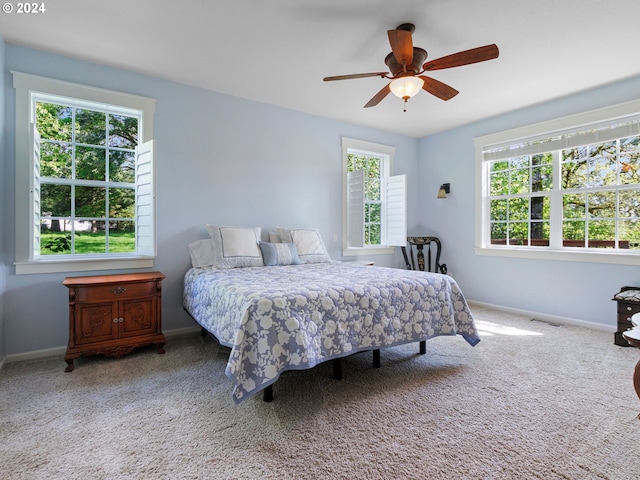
[389,76,424,100]
[323,24,498,110]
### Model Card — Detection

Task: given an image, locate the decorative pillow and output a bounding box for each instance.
[187,239,216,267]
[205,225,263,268]
[276,227,331,264]
[259,241,301,266]
[268,231,282,243]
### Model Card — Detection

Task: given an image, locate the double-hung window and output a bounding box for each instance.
[13,72,156,274]
[475,99,640,265]
[342,137,406,256]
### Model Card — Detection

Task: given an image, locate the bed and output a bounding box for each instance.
[183,250,480,403]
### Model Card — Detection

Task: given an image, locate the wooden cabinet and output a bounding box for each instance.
[613,286,640,347]
[63,272,166,371]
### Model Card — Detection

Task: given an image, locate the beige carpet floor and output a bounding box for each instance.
[1,304,639,479]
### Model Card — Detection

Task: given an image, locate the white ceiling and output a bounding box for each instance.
[2,0,640,138]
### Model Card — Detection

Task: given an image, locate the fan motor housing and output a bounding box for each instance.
[385,47,428,77]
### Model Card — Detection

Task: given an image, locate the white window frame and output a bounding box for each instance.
[474,98,640,266]
[342,137,406,257]
[13,72,157,274]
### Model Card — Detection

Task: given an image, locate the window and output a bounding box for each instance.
[342,137,406,256]
[487,153,552,247]
[13,72,156,274]
[475,99,640,265]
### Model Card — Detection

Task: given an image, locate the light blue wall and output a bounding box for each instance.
[0,36,6,360]
[5,42,639,358]
[417,76,640,327]
[2,44,419,356]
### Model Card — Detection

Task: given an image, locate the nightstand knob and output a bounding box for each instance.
[113,318,119,323]
[112,287,127,295]
[119,318,124,323]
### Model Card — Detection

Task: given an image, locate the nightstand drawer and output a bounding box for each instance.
[619,311,639,324]
[618,316,633,331]
[75,282,156,303]
[618,302,640,314]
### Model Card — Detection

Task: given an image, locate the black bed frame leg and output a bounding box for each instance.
[373,349,381,368]
[333,358,342,380]
[263,385,273,402]
[419,340,426,355]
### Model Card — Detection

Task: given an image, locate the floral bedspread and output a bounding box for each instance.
[183,262,479,403]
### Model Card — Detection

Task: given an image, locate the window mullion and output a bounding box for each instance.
[549,150,563,248]
[67,106,75,254]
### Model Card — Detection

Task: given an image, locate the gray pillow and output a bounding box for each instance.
[259,241,301,266]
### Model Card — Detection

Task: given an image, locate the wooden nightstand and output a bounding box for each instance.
[63,271,166,372]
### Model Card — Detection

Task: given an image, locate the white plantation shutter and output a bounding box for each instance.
[31,124,41,257]
[347,169,365,248]
[135,140,155,256]
[384,174,407,246]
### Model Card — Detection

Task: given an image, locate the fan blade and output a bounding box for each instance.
[387,29,413,67]
[363,83,391,108]
[324,72,388,81]
[419,76,459,101]
[422,44,499,71]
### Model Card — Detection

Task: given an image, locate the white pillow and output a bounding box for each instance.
[187,239,216,267]
[276,227,331,264]
[205,225,263,268]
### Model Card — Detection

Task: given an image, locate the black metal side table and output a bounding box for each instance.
[401,236,447,274]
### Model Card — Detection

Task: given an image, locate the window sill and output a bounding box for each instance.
[15,256,155,275]
[343,246,396,257]
[475,246,640,266]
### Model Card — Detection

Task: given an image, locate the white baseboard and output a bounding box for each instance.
[467,300,615,333]
[165,326,201,337]
[2,325,201,366]
[5,345,67,364]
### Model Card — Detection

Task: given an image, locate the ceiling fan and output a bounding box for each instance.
[323,23,499,111]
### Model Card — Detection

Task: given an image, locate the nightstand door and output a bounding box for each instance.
[119,296,157,338]
[75,302,119,345]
